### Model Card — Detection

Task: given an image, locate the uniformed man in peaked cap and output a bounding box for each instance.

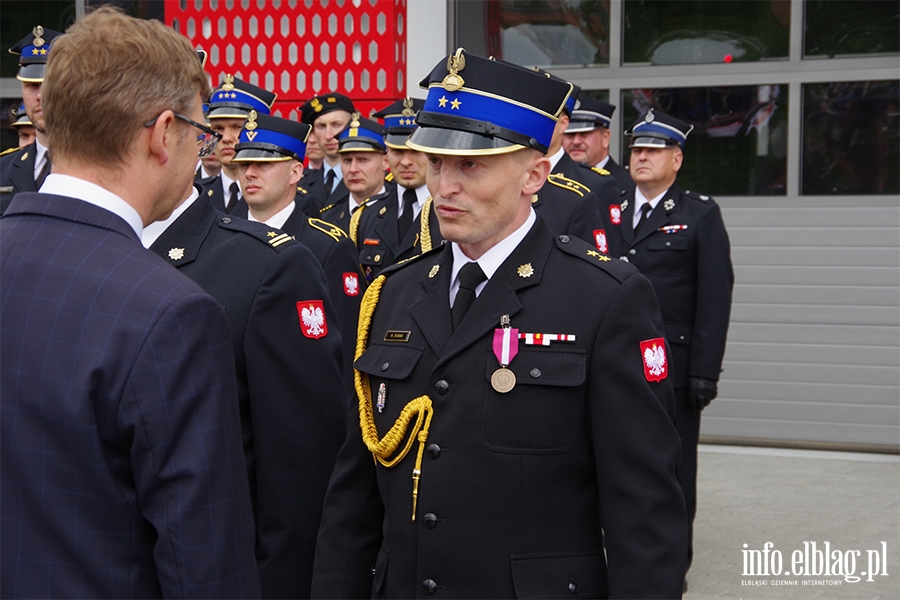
[0,25,64,214]
[353,97,444,283]
[318,113,393,236]
[608,108,734,586]
[10,103,36,148]
[227,111,363,393]
[312,49,688,599]
[142,113,347,598]
[199,75,276,214]
[299,92,356,211]
[563,96,634,191]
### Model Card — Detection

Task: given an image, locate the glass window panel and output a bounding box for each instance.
[621,85,788,196]
[805,1,899,58]
[802,80,899,195]
[623,0,790,65]
[455,0,609,67]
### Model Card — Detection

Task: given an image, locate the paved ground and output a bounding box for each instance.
[684,445,899,599]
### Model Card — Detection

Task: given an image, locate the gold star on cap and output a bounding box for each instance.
[168,248,186,260]
[428,265,440,278]
[450,98,462,110]
[517,263,534,278]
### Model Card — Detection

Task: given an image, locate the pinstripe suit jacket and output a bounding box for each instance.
[0,192,260,599]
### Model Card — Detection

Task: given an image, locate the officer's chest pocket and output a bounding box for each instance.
[645,235,691,275]
[359,245,387,283]
[354,343,425,425]
[482,349,586,454]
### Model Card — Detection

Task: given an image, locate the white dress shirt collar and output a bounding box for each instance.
[41,173,144,239]
[248,200,295,230]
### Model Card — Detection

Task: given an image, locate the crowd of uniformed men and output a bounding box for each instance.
[1,9,733,599]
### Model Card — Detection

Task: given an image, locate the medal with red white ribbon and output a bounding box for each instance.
[491,314,518,393]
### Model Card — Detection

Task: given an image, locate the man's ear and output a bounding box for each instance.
[522,154,551,196]
[672,149,684,173]
[146,110,177,166]
[289,159,304,185]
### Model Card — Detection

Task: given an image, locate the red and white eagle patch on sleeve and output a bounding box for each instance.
[640,338,668,382]
[609,204,622,226]
[297,300,328,339]
[593,229,608,254]
[343,272,360,296]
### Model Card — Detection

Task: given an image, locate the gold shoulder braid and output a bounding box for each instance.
[355,274,433,521]
[349,202,367,246]
[419,196,434,253]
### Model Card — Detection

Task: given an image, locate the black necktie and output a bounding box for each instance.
[634,203,652,236]
[226,181,240,213]
[324,169,336,198]
[35,155,51,189]
[398,188,417,239]
[451,262,487,331]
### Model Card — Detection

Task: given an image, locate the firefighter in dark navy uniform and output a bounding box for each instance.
[608,108,734,584]
[298,92,356,214]
[0,26,63,214]
[142,125,347,596]
[312,48,687,600]
[228,111,363,394]
[353,97,445,283]
[563,96,634,192]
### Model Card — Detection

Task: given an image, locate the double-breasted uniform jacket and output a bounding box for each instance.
[312,218,688,599]
[300,167,349,216]
[2,192,260,598]
[606,182,734,389]
[255,201,365,393]
[147,196,347,598]
[354,186,446,283]
[198,173,249,215]
[0,142,37,214]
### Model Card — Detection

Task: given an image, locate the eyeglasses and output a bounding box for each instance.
[144,111,223,157]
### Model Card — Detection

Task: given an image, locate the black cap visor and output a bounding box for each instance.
[629,134,680,149]
[407,126,531,156]
[208,105,253,119]
[338,139,385,153]
[384,132,414,149]
[16,63,45,82]
[232,145,296,162]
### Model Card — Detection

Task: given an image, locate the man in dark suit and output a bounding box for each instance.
[355,97,444,282]
[607,108,735,582]
[0,26,63,214]
[0,9,259,598]
[298,92,355,215]
[200,75,276,214]
[319,114,393,236]
[229,111,363,395]
[312,49,687,599]
[564,96,635,192]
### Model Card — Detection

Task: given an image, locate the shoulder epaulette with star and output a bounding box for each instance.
[308,217,348,242]
[379,243,446,277]
[216,215,299,252]
[296,185,310,195]
[547,173,591,197]
[384,172,394,183]
[554,234,635,282]
[319,202,338,214]
[591,166,611,176]
[683,189,714,203]
[0,146,23,159]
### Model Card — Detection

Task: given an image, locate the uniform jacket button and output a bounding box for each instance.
[434,379,450,394]
[220,217,231,224]
[629,248,637,255]
[426,443,441,459]
[381,362,390,372]
[569,582,578,594]
[422,579,437,595]
[558,235,570,243]
[530,368,541,379]
[422,513,438,528]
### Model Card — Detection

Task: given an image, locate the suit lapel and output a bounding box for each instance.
[434,220,552,369]
[148,196,217,267]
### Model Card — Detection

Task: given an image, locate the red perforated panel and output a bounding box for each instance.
[165,0,407,120]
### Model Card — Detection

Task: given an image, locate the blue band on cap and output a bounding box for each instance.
[19,44,50,61]
[211,89,270,114]
[341,126,384,146]
[382,114,417,131]
[239,128,305,157]
[631,121,688,146]
[423,86,556,150]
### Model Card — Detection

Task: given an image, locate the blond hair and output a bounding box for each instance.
[43,7,210,166]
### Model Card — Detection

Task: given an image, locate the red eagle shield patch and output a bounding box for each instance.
[343,272,360,296]
[593,229,608,254]
[609,204,622,226]
[640,338,668,382]
[297,300,328,339]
